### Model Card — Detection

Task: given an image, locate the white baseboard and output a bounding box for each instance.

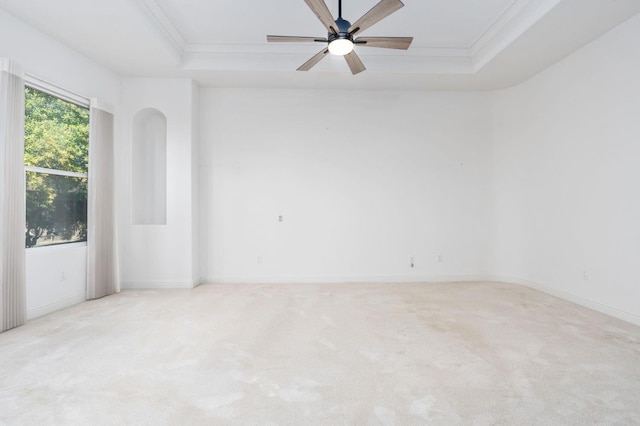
[121,281,199,290]
[489,275,640,327]
[27,293,86,320]
[201,274,493,285]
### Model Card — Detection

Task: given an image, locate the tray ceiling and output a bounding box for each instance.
[0,0,639,89]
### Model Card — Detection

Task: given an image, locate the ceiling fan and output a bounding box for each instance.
[267,0,413,75]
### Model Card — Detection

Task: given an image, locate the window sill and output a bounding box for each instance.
[26,241,87,253]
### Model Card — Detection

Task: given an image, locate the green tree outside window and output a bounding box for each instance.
[24,87,89,248]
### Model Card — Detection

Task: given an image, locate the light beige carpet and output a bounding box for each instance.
[1,282,639,425]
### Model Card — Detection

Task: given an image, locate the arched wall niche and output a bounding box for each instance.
[132,108,167,225]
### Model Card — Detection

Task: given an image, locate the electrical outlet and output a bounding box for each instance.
[437,253,443,263]
[582,270,588,280]
[59,271,66,282]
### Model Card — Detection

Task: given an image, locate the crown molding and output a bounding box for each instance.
[181,51,474,74]
[135,0,187,54]
[470,0,562,71]
[470,0,530,52]
[183,43,469,57]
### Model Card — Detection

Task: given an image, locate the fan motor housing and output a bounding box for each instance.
[328,17,353,43]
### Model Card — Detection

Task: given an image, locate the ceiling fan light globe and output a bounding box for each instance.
[328,39,354,56]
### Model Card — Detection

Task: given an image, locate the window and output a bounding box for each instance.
[24,86,90,248]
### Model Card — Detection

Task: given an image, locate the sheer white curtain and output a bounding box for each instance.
[0,59,26,332]
[86,100,118,299]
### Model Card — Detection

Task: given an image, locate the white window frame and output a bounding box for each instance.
[25,75,90,109]
[24,76,91,249]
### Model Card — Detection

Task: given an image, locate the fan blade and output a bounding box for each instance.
[297,48,331,71]
[344,51,366,75]
[348,0,404,36]
[355,36,412,50]
[267,35,327,43]
[304,0,339,34]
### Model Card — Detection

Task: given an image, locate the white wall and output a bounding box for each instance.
[0,9,119,104]
[199,89,493,283]
[490,13,640,323]
[25,245,87,319]
[0,8,120,319]
[118,78,199,289]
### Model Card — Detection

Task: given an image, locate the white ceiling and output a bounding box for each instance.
[1,0,639,89]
